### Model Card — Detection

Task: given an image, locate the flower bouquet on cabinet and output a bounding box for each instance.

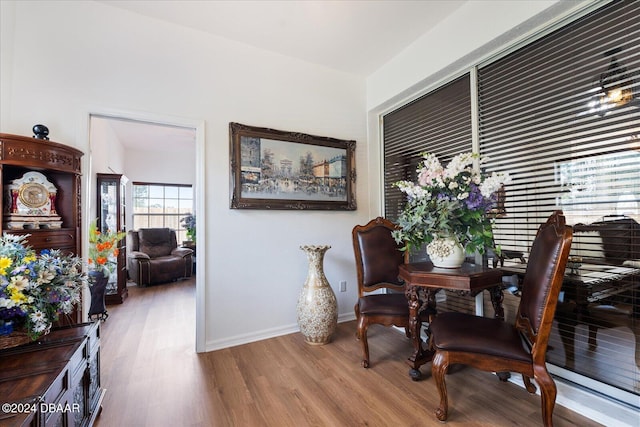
[0,234,87,349]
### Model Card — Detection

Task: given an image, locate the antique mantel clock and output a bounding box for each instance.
[4,171,63,229]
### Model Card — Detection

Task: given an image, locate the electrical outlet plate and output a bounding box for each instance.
[339,280,347,292]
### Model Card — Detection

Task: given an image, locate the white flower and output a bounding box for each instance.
[417,155,444,185]
[396,181,430,199]
[457,192,469,200]
[32,320,49,333]
[480,172,511,197]
[30,310,47,324]
[60,299,74,313]
[10,275,29,291]
[444,152,476,180]
[37,269,55,284]
[0,297,15,308]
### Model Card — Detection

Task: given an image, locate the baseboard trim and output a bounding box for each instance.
[205,313,357,352]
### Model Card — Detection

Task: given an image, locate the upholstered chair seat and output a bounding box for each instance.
[430,313,532,363]
[357,293,411,317]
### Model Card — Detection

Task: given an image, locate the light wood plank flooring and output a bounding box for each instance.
[95,278,604,427]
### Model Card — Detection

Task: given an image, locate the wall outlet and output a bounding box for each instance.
[339,280,347,292]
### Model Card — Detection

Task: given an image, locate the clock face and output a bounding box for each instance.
[18,182,49,209]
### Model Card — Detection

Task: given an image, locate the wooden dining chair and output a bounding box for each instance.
[352,217,435,368]
[429,211,573,427]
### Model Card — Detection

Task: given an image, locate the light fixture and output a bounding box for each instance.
[588,48,635,116]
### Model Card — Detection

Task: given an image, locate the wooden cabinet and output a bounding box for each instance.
[0,133,83,253]
[0,322,104,427]
[8,229,77,253]
[97,174,127,305]
[0,133,84,323]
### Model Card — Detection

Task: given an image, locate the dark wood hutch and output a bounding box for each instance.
[0,133,83,322]
[96,173,128,305]
[0,135,106,426]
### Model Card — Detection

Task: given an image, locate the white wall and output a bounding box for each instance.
[88,117,126,222]
[0,0,370,350]
[123,146,196,229]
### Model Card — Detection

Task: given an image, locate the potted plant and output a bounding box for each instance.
[87,221,126,320]
[180,213,196,245]
[0,234,87,347]
[392,152,510,268]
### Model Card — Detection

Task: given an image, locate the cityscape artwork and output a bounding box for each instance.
[230,123,356,210]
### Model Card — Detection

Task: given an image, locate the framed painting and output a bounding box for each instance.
[229,122,356,210]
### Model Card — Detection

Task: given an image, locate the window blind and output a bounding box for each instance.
[383,74,472,222]
[478,0,639,398]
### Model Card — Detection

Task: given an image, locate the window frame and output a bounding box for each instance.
[131,181,194,243]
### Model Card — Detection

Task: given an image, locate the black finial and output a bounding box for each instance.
[32,124,49,140]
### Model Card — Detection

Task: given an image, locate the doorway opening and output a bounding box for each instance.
[87,112,205,352]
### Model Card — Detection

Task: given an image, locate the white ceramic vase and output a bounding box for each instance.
[426,236,466,268]
[296,245,338,345]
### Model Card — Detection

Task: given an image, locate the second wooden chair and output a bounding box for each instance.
[352,217,434,368]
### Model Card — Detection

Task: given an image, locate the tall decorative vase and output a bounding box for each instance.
[296,245,338,345]
[427,236,466,268]
[88,270,109,321]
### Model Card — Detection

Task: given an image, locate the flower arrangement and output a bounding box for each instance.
[392,152,510,256]
[88,221,126,278]
[0,234,87,340]
[181,213,196,243]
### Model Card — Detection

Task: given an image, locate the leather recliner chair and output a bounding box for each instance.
[127,228,193,286]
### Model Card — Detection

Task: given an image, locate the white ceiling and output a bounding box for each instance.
[95,0,467,151]
[95,117,197,153]
[98,0,466,76]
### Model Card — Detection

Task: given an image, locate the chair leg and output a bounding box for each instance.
[432,351,450,421]
[522,374,537,393]
[534,366,557,427]
[356,315,370,368]
[354,303,361,340]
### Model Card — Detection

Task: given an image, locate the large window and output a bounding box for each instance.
[382,0,639,405]
[477,0,639,401]
[132,183,194,243]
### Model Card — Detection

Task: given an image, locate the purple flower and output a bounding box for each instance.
[0,306,26,320]
[464,184,485,210]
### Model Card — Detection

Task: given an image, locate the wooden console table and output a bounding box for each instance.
[398,262,504,380]
[0,322,104,427]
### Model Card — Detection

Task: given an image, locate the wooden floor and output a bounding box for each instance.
[95,278,604,427]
